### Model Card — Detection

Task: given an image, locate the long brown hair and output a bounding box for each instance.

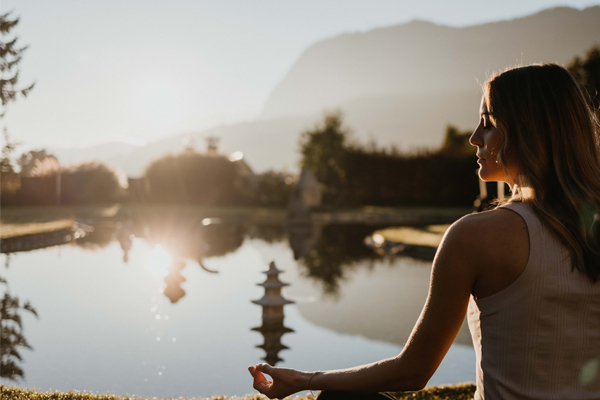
[484,63,600,282]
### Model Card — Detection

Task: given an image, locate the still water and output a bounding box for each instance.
[0,216,475,398]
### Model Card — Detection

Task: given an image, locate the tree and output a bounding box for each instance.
[61,162,127,205]
[0,127,17,173]
[0,12,34,118]
[567,46,600,116]
[440,125,473,157]
[0,12,34,205]
[144,151,246,205]
[0,286,38,381]
[17,149,57,176]
[299,111,350,206]
[0,128,20,205]
[252,171,295,207]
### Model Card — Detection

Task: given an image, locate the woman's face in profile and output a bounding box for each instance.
[470,97,516,184]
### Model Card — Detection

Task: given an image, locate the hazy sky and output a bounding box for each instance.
[1,0,598,150]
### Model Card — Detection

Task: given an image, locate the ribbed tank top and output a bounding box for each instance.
[467,202,600,400]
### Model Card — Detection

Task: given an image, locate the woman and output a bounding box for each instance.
[249,63,600,399]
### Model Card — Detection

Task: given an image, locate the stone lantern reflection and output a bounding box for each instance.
[251,261,294,365]
[164,259,186,303]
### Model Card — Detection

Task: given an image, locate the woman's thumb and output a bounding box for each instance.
[258,363,274,374]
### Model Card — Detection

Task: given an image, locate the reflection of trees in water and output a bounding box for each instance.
[114,210,391,298]
[72,223,117,251]
[246,224,286,244]
[0,256,38,381]
[293,224,392,296]
[112,210,288,303]
[108,209,397,298]
[116,211,285,264]
[139,216,246,261]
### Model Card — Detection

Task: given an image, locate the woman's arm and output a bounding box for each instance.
[250,214,486,399]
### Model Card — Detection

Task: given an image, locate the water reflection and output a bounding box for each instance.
[0,257,38,381]
[294,223,392,296]
[251,262,294,365]
[0,212,477,395]
[6,209,404,302]
[111,211,394,301]
[116,218,134,262]
[164,259,186,303]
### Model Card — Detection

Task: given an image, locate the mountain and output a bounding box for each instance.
[49,141,143,167]
[108,6,600,176]
[262,6,600,118]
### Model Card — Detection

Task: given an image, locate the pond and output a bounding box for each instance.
[0,212,475,398]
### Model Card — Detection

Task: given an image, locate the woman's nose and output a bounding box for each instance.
[469,126,482,147]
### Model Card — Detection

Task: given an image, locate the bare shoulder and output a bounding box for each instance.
[438,207,529,270]
[437,206,530,297]
[447,207,526,241]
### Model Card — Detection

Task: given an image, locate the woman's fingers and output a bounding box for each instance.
[250,363,297,399]
[252,364,273,393]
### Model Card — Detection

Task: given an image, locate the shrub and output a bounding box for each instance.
[143,151,246,206]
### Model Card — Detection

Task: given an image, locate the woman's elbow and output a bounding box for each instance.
[396,376,428,392]
[388,358,431,392]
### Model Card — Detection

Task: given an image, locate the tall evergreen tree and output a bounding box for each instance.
[0,12,34,118]
[0,12,35,204]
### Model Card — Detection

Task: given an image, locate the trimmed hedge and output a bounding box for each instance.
[0,384,476,400]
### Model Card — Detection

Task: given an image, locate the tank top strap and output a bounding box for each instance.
[474,201,546,313]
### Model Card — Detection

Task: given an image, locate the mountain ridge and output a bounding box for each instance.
[261,5,600,118]
[64,6,600,176]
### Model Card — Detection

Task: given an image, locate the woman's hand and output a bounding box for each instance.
[248,363,310,399]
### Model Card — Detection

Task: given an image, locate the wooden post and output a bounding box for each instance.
[479,177,487,200]
[497,181,505,200]
[56,171,61,206]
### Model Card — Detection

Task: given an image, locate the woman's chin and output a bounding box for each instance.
[478,169,498,182]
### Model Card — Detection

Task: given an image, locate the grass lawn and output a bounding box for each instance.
[0,384,476,400]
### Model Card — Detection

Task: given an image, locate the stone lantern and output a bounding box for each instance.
[251,261,294,365]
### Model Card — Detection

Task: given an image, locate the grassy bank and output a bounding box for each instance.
[0,219,75,239]
[0,205,121,239]
[374,224,451,248]
[0,384,476,400]
[0,205,121,225]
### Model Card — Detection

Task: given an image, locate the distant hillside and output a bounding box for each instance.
[50,141,142,167]
[108,116,313,177]
[107,6,600,176]
[108,89,481,177]
[263,6,600,118]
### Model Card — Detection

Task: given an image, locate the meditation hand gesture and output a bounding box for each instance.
[248,363,310,399]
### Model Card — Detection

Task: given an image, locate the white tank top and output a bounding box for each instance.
[467,202,600,399]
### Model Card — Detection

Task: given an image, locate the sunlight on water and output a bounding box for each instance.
[372,233,385,246]
[146,244,171,277]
